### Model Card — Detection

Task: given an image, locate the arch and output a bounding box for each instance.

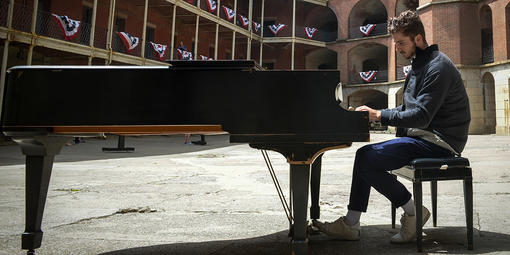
[348,0,388,39]
[481,72,496,134]
[348,42,388,84]
[480,5,494,64]
[347,89,388,110]
[304,5,338,42]
[305,48,337,69]
[395,0,418,17]
[395,86,404,107]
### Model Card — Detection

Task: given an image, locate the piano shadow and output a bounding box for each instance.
[98,225,510,255]
[0,134,234,166]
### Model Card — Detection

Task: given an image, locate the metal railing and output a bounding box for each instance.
[396,65,410,81]
[349,22,387,39]
[11,2,31,33]
[482,46,494,64]
[0,2,8,27]
[295,25,337,42]
[349,69,388,84]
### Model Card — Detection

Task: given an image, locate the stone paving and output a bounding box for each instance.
[0,133,509,255]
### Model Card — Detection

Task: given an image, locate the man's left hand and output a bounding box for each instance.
[355,105,381,122]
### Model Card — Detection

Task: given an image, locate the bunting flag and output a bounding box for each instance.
[360,24,376,36]
[177,48,193,60]
[305,27,318,39]
[403,65,412,78]
[238,14,249,28]
[200,55,213,61]
[51,14,81,41]
[205,0,217,13]
[360,71,377,82]
[150,42,167,61]
[252,21,261,33]
[222,6,235,21]
[269,24,286,36]
[116,32,139,52]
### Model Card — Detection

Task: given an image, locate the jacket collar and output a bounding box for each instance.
[412,44,438,69]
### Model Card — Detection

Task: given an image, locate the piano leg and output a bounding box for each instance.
[290,163,311,255]
[14,136,68,254]
[310,154,323,221]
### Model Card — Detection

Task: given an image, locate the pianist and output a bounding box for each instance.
[314,10,471,243]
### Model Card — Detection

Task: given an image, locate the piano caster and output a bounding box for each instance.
[27,250,35,255]
[288,224,294,238]
[307,221,321,236]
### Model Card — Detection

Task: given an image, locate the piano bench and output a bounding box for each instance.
[390,156,473,252]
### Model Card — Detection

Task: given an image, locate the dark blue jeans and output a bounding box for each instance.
[348,137,454,212]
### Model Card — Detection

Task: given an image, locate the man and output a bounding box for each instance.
[314,10,470,243]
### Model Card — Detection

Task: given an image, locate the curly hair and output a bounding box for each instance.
[387,10,426,41]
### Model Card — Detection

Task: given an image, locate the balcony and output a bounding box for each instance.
[349,22,387,40]
[0,2,168,63]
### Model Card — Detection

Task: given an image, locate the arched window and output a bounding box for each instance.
[305,48,337,69]
[348,0,388,39]
[348,43,388,84]
[480,5,494,64]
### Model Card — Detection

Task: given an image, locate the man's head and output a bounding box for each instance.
[388,10,428,59]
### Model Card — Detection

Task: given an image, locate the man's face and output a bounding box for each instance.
[393,32,416,60]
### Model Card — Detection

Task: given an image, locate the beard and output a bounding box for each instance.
[404,40,417,60]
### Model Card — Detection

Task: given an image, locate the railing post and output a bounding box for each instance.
[26,0,39,65]
[0,0,15,119]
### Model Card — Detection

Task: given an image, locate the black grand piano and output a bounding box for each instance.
[0,60,369,255]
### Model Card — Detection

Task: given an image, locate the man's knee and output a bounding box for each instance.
[354,145,378,173]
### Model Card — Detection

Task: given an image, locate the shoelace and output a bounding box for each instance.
[400,214,410,233]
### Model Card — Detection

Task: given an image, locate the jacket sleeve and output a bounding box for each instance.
[380,61,451,128]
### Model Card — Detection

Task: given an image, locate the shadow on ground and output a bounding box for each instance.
[99,225,510,255]
[0,134,234,166]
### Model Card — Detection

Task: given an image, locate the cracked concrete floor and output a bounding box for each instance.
[0,133,509,255]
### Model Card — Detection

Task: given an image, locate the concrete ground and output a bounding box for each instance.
[0,133,509,255]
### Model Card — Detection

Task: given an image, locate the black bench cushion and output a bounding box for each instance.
[410,157,470,169]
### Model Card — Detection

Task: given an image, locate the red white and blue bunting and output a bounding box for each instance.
[252,21,261,33]
[305,27,318,39]
[150,42,167,61]
[360,24,376,36]
[117,32,139,52]
[206,0,217,13]
[222,6,235,21]
[238,14,249,28]
[269,24,286,36]
[200,55,214,60]
[177,48,193,60]
[360,71,377,82]
[52,14,81,41]
[403,65,412,78]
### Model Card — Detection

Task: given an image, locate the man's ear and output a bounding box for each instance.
[414,34,425,47]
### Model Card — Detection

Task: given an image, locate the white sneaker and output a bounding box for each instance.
[391,206,431,243]
[313,216,360,241]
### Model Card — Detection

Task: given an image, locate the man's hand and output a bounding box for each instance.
[355,105,381,122]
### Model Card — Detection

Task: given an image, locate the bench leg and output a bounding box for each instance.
[413,181,423,252]
[391,174,397,229]
[464,177,474,250]
[431,181,437,227]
